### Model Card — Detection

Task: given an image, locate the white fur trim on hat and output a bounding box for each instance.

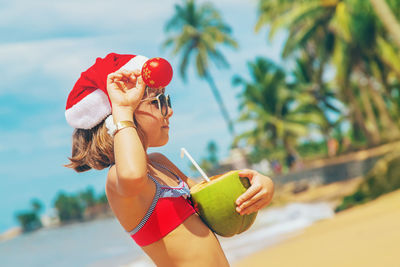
[65,89,111,129]
[120,55,149,72]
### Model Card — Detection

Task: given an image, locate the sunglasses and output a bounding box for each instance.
[140,91,172,118]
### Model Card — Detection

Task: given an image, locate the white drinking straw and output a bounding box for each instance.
[180,147,210,182]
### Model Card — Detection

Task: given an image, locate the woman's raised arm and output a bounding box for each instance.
[107,69,148,196]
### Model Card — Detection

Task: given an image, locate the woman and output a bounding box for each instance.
[65,53,274,266]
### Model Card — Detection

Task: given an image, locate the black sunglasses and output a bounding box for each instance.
[140,92,172,117]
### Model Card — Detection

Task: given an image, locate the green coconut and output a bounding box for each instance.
[190,170,258,237]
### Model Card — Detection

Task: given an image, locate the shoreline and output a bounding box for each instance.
[234,189,400,267]
[0,227,22,242]
[0,212,114,243]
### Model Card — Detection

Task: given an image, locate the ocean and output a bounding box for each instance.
[0,202,334,267]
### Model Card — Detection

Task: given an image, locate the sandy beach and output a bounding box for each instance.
[235,189,400,267]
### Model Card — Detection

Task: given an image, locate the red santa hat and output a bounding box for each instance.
[65,53,148,129]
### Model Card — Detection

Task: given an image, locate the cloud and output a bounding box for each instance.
[0,35,160,100]
[0,103,72,153]
[39,124,73,149]
[0,0,176,42]
[0,0,257,44]
[0,125,71,154]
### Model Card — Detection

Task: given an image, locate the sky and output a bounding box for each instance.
[0,0,286,233]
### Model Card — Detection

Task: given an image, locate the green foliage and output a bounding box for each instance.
[31,198,43,213]
[206,140,219,167]
[53,186,108,223]
[15,211,42,233]
[97,193,108,204]
[54,192,84,222]
[13,187,110,231]
[15,198,44,232]
[335,189,368,212]
[335,149,400,212]
[164,0,237,79]
[254,0,400,150]
[190,140,220,174]
[233,56,333,162]
[79,187,96,208]
[297,141,328,159]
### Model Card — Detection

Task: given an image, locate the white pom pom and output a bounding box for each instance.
[105,115,116,137]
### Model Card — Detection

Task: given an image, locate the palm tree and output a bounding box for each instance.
[31,199,43,213]
[255,0,400,145]
[190,140,220,174]
[163,0,238,137]
[369,0,400,48]
[233,57,326,161]
[15,199,44,232]
[292,55,344,149]
[79,187,96,208]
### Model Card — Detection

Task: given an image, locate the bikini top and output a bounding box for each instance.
[126,161,196,246]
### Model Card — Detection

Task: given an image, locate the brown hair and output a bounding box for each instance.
[64,115,148,172]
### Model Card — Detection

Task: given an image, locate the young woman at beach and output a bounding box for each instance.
[64,53,274,266]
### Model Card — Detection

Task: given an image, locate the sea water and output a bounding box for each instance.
[0,218,142,267]
[0,202,334,267]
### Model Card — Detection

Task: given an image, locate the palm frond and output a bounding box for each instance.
[268,1,324,40]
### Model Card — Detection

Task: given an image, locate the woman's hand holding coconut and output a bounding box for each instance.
[235,169,274,215]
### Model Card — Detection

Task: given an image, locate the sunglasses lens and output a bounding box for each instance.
[167,95,171,108]
[158,94,168,116]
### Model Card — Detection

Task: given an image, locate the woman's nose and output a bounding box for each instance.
[166,106,173,118]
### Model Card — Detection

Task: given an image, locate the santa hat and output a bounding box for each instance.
[65,53,148,129]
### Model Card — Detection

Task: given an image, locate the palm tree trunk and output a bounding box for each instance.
[359,85,380,137]
[204,70,236,138]
[341,73,381,146]
[367,85,400,141]
[349,89,381,146]
[377,65,400,123]
[369,0,400,49]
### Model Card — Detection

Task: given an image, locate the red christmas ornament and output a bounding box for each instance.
[141,57,173,89]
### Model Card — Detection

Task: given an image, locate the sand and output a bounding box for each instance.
[235,189,400,267]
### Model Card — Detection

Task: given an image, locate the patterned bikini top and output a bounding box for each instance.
[126,161,196,246]
[146,161,191,199]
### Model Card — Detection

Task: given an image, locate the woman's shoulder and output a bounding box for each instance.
[105,164,141,195]
[149,152,185,178]
[149,152,176,171]
[106,163,151,198]
[149,152,197,188]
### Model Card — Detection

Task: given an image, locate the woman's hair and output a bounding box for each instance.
[64,115,148,172]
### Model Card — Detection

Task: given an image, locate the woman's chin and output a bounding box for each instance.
[161,136,169,146]
[150,136,169,147]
